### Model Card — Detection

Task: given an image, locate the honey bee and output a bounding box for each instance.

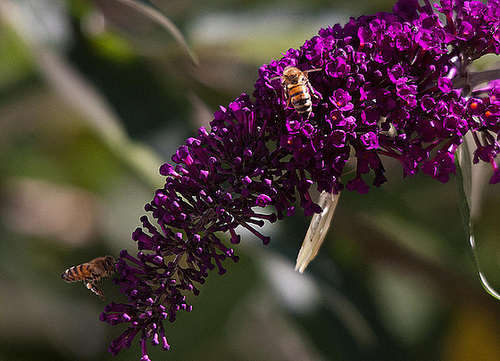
[61,255,116,299]
[295,191,339,273]
[270,66,322,119]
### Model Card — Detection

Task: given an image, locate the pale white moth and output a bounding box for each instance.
[295,191,340,273]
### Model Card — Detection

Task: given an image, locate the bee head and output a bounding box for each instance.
[282,66,302,83]
[104,255,116,271]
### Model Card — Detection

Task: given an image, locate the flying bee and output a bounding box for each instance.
[270,66,322,119]
[61,255,116,299]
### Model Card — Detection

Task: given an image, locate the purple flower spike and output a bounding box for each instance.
[102,0,500,359]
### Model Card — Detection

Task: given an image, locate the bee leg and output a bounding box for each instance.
[86,281,105,299]
[307,81,322,101]
[304,68,323,100]
[285,92,291,108]
[272,85,288,123]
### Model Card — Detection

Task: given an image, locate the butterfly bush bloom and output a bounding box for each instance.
[100,0,500,359]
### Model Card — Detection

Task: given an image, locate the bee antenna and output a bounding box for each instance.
[304,68,322,74]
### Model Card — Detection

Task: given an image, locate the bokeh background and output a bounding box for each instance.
[1,0,500,360]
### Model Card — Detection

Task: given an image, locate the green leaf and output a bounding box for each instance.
[456,136,500,301]
[115,0,199,66]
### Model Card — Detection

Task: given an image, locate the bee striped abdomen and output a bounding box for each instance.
[288,84,312,116]
[61,263,92,282]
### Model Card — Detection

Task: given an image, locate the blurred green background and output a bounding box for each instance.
[1,0,500,360]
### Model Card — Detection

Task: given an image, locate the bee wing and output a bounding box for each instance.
[295,191,339,273]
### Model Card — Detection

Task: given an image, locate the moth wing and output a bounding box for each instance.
[295,191,339,273]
